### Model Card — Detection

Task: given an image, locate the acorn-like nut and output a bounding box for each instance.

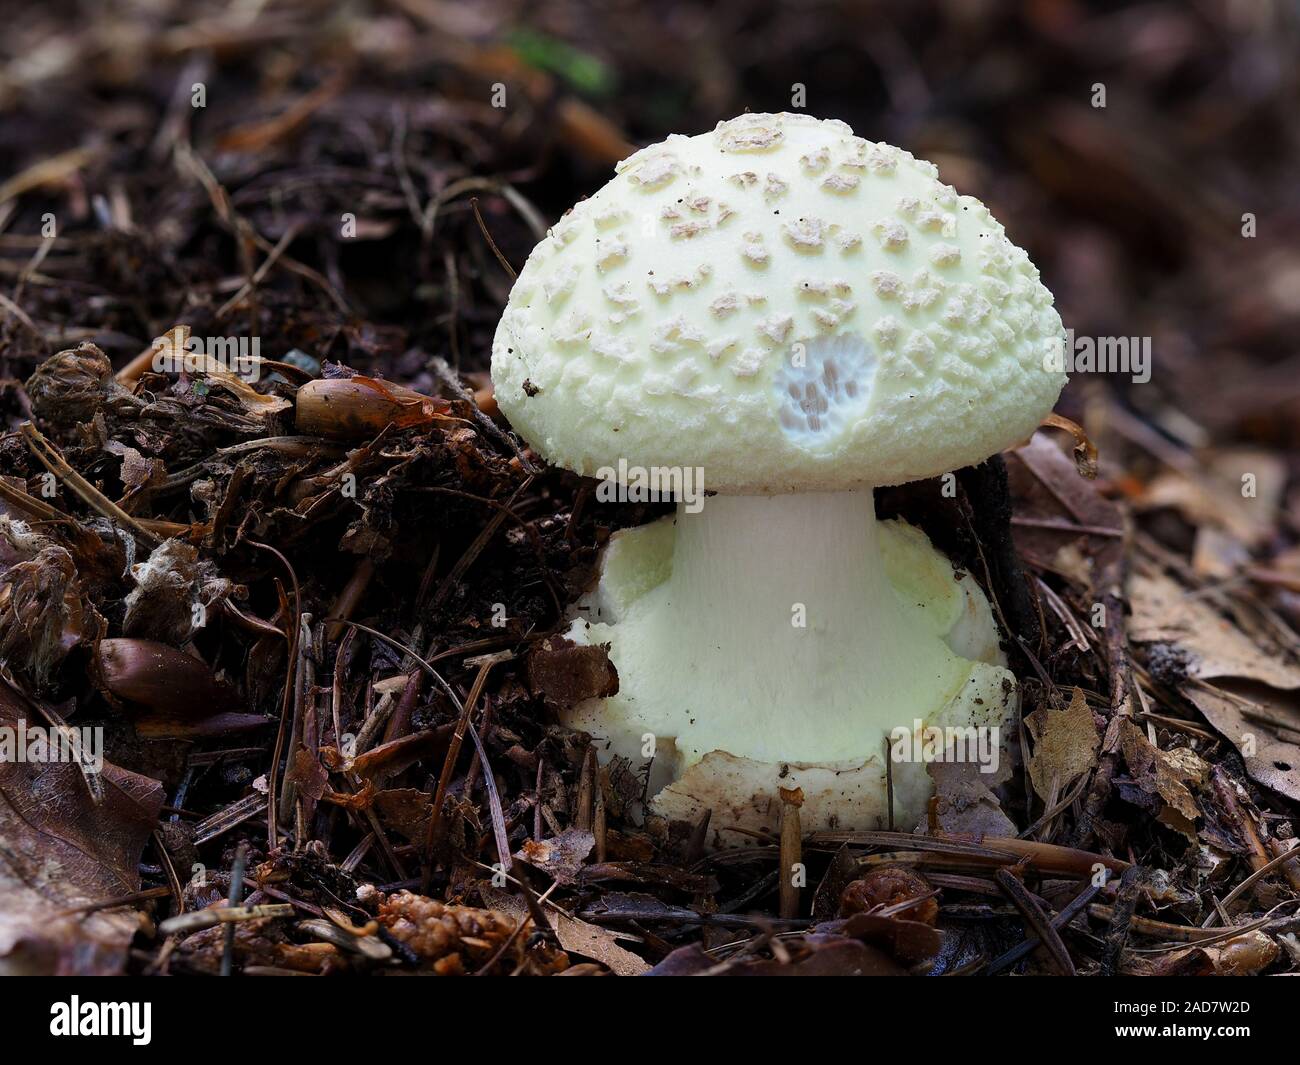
[840,867,939,925]
[96,637,235,715]
[294,377,451,439]
[95,638,268,737]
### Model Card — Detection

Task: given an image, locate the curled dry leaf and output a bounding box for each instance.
[1184,682,1300,803]
[1025,687,1101,802]
[526,636,619,705]
[1140,449,1286,551]
[516,828,595,886]
[173,912,328,975]
[0,518,102,687]
[1118,719,1207,837]
[1152,929,1283,978]
[925,758,1018,837]
[1006,433,1125,595]
[1130,570,1300,801]
[1130,571,1300,690]
[1039,411,1099,479]
[478,884,647,975]
[0,680,164,974]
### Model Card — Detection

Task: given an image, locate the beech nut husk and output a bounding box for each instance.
[840,867,939,925]
[95,638,270,737]
[294,377,451,439]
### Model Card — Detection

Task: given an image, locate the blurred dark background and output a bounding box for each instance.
[2,0,1298,471]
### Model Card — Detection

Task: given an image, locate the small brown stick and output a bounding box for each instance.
[158,904,293,937]
[427,354,538,473]
[816,830,1129,878]
[193,793,265,846]
[1208,766,1300,904]
[55,885,173,918]
[327,558,374,642]
[464,694,494,794]
[331,627,354,751]
[153,829,185,917]
[20,422,160,546]
[429,475,534,610]
[1088,904,1274,946]
[884,735,895,830]
[1100,865,1142,976]
[533,758,546,843]
[1011,516,1124,538]
[0,475,67,521]
[685,809,712,866]
[176,142,351,314]
[1211,766,1275,880]
[23,695,102,803]
[779,787,804,920]
[575,746,596,833]
[986,879,1103,974]
[216,221,301,320]
[593,765,607,863]
[278,613,315,826]
[995,866,1076,975]
[464,717,552,936]
[221,843,248,977]
[1072,563,1133,848]
[248,539,302,850]
[469,196,517,280]
[421,652,504,888]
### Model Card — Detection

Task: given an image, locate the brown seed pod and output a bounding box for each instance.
[840,866,939,925]
[94,637,267,738]
[294,377,454,439]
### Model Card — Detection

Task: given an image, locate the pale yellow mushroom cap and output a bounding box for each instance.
[492,112,1066,492]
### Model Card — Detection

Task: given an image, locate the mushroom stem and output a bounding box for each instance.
[563,487,1018,835]
[650,490,965,766]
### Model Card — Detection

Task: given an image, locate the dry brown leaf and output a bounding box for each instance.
[1025,687,1101,801]
[526,636,619,705]
[481,884,646,975]
[1129,571,1300,689]
[1140,450,1286,549]
[516,828,595,886]
[0,681,164,974]
[1184,682,1300,802]
[926,759,1017,836]
[1006,433,1125,589]
[550,911,650,976]
[1118,719,1206,831]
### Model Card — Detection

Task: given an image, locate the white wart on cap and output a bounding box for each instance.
[492,112,1065,492]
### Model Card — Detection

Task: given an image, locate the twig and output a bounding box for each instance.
[222,843,248,976]
[248,539,302,850]
[994,866,1076,975]
[469,196,517,279]
[158,904,294,936]
[779,787,804,920]
[20,422,161,547]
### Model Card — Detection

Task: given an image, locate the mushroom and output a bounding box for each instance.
[491,113,1066,841]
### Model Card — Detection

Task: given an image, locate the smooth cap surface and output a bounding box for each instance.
[492,112,1066,492]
